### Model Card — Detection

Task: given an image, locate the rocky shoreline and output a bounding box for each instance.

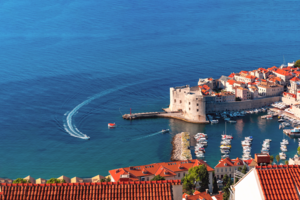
[171,132,192,161]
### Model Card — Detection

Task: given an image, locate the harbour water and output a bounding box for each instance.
[0,0,300,179]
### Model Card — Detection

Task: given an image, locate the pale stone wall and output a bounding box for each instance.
[172,185,183,200]
[206,96,281,113]
[282,96,297,105]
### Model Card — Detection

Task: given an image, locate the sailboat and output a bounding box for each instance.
[222,122,233,139]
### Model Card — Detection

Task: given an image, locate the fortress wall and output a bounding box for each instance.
[282,96,297,106]
[183,94,206,121]
[169,86,189,111]
[206,96,281,113]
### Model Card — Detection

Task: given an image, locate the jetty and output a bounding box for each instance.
[171,132,192,161]
[122,109,209,124]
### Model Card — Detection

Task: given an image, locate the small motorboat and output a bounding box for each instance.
[281,139,289,145]
[222,154,230,158]
[245,136,253,141]
[108,123,116,128]
[161,129,169,133]
[222,135,233,140]
[221,150,230,154]
[279,152,286,160]
[278,119,285,122]
[211,119,219,124]
[229,120,237,123]
[220,145,231,149]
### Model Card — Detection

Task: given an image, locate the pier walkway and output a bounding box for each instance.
[122,110,209,124]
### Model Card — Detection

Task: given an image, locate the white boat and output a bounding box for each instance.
[243,149,251,153]
[196,153,205,157]
[264,139,272,142]
[242,155,251,160]
[221,140,231,145]
[245,136,253,141]
[281,139,289,145]
[220,145,231,150]
[195,133,207,138]
[242,141,251,146]
[229,120,237,123]
[221,150,230,154]
[280,146,288,152]
[279,152,286,160]
[291,127,300,133]
[161,129,169,133]
[197,137,207,142]
[261,149,269,153]
[211,119,219,124]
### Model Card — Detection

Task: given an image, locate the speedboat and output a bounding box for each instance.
[211,120,219,124]
[278,119,285,122]
[161,129,169,133]
[243,149,251,153]
[261,149,269,153]
[195,133,207,138]
[108,123,116,128]
[291,127,300,133]
[264,139,272,142]
[280,145,288,152]
[83,135,90,140]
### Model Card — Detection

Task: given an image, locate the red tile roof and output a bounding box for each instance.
[246,75,256,79]
[0,181,180,200]
[228,73,235,78]
[256,165,300,200]
[240,71,248,74]
[274,68,292,76]
[215,157,245,168]
[110,159,213,182]
[227,80,236,85]
[268,66,278,71]
[258,68,268,73]
[184,191,214,200]
[283,92,296,98]
[290,77,300,82]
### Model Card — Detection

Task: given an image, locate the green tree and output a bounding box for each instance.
[13,178,27,184]
[212,172,219,194]
[235,97,242,101]
[106,176,111,182]
[294,60,300,68]
[182,165,209,194]
[151,175,166,181]
[276,155,280,164]
[222,178,232,200]
[270,155,274,163]
[234,177,239,183]
[241,165,247,174]
[46,178,61,184]
[285,160,288,165]
[61,179,66,183]
[100,179,106,182]
[27,180,31,183]
[222,174,229,185]
[238,167,242,171]
[297,147,300,155]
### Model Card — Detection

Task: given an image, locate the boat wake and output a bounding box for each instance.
[63,78,158,140]
[132,130,163,141]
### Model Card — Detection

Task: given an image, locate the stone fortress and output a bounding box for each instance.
[169,61,299,122]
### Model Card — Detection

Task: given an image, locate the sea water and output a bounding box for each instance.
[0,0,300,179]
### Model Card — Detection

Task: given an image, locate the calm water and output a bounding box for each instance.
[0,0,300,179]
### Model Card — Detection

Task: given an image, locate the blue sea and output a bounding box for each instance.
[0,0,300,179]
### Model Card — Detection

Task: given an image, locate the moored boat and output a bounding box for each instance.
[108,123,116,128]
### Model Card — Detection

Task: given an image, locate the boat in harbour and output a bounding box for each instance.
[108,123,116,128]
[279,152,286,160]
[211,119,219,124]
[161,129,169,133]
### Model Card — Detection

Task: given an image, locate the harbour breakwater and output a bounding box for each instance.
[171,132,192,161]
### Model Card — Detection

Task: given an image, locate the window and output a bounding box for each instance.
[183,173,185,176]
[180,100,182,104]
[178,173,180,177]
[225,168,227,172]
[174,99,176,103]
[197,109,199,112]
[147,177,149,181]
[189,108,190,110]
[141,177,145,181]
[189,102,191,105]
[217,169,219,172]
[221,169,223,172]
[197,104,199,106]
[229,168,231,171]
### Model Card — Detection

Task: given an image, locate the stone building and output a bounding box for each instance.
[273,68,293,84]
[109,159,214,193]
[214,157,246,179]
[257,82,283,97]
[235,87,250,101]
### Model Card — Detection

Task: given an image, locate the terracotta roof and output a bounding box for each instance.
[283,92,296,98]
[258,68,268,73]
[240,71,248,74]
[215,158,245,168]
[290,77,300,82]
[110,159,213,182]
[155,166,176,177]
[275,68,292,76]
[243,159,253,165]
[0,181,180,200]
[228,73,235,78]
[246,75,256,79]
[184,191,214,200]
[256,165,299,200]
[212,192,224,200]
[227,80,236,85]
[268,66,278,71]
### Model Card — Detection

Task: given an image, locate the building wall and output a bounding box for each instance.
[172,185,183,200]
[282,96,297,105]
[206,96,281,113]
[214,166,243,179]
[234,169,263,200]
